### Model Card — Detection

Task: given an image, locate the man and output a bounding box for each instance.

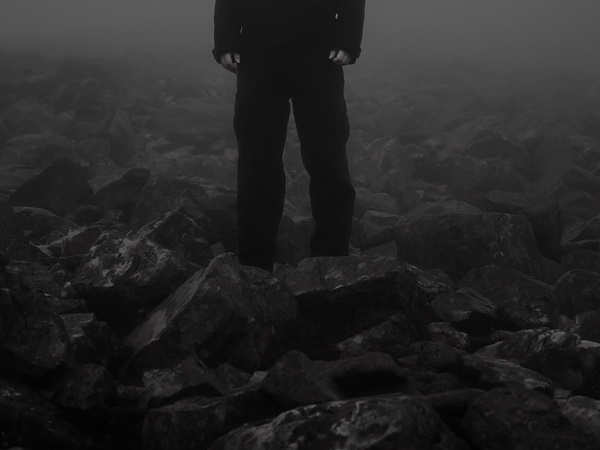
[213,0,366,271]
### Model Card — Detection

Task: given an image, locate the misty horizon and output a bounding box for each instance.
[1,0,599,73]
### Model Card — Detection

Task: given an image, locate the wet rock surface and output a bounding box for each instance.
[0,50,599,449]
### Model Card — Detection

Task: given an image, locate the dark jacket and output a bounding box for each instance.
[213,0,365,63]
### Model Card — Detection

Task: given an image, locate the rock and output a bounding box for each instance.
[138,208,214,267]
[483,190,563,258]
[53,364,116,412]
[561,248,600,275]
[461,353,553,393]
[260,351,407,409]
[410,341,465,372]
[395,212,545,281]
[142,356,225,408]
[60,313,119,367]
[45,225,103,257]
[554,270,600,342]
[0,200,24,254]
[89,167,150,222]
[447,156,531,205]
[354,186,400,216]
[423,388,485,433]
[108,110,136,166]
[281,255,412,356]
[460,265,554,329]
[123,253,297,377]
[71,230,195,335]
[142,384,278,450]
[0,262,71,382]
[58,57,109,82]
[0,376,111,449]
[76,137,112,166]
[406,200,481,216]
[476,328,598,393]
[461,386,598,450]
[336,314,418,358]
[9,158,93,216]
[128,175,207,230]
[559,396,600,445]
[430,287,497,333]
[211,394,467,450]
[563,214,600,244]
[0,133,79,168]
[13,206,75,241]
[426,322,469,349]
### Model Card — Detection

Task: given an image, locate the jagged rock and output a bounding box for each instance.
[559,396,600,445]
[461,353,553,393]
[71,230,195,335]
[9,158,93,216]
[336,314,418,358]
[406,200,481,216]
[460,265,554,329]
[45,225,103,257]
[260,351,407,409]
[123,253,297,377]
[0,200,23,254]
[426,322,469,349]
[0,164,39,199]
[0,133,79,168]
[395,212,545,281]
[461,386,598,450]
[476,328,600,394]
[60,313,119,367]
[211,394,468,450]
[0,262,71,382]
[13,206,75,241]
[89,167,150,222]
[561,248,600,275]
[483,190,563,258]
[554,270,600,343]
[47,297,87,315]
[142,356,225,408]
[281,255,413,356]
[210,363,252,392]
[430,287,497,333]
[53,363,116,412]
[423,388,486,433]
[563,214,600,244]
[138,208,214,267]
[0,376,111,450]
[128,175,207,230]
[76,137,112,166]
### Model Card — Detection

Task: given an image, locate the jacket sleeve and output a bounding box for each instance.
[213,0,241,63]
[332,0,366,61]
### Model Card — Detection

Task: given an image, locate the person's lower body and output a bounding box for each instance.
[234,46,355,271]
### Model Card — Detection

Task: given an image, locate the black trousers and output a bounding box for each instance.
[234,46,356,271]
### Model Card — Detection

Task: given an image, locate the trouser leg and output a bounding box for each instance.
[291,49,355,256]
[234,52,290,271]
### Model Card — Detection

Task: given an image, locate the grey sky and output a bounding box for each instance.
[1,1,599,71]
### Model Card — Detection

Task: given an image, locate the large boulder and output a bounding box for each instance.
[13,206,75,241]
[123,253,297,377]
[9,158,93,216]
[211,394,467,450]
[0,260,71,382]
[0,200,24,254]
[395,213,545,281]
[71,230,195,335]
[461,386,598,450]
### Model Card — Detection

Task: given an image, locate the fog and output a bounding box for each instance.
[1,0,599,72]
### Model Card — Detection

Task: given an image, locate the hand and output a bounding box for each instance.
[329,49,352,66]
[220,52,240,74]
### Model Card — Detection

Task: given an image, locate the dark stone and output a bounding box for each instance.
[559,396,600,446]
[71,230,195,335]
[60,313,120,367]
[395,212,545,280]
[0,133,79,168]
[460,265,554,330]
[430,287,497,334]
[461,386,598,450]
[13,206,75,241]
[211,394,468,450]
[124,253,297,377]
[53,363,116,412]
[0,200,24,255]
[9,158,93,216]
